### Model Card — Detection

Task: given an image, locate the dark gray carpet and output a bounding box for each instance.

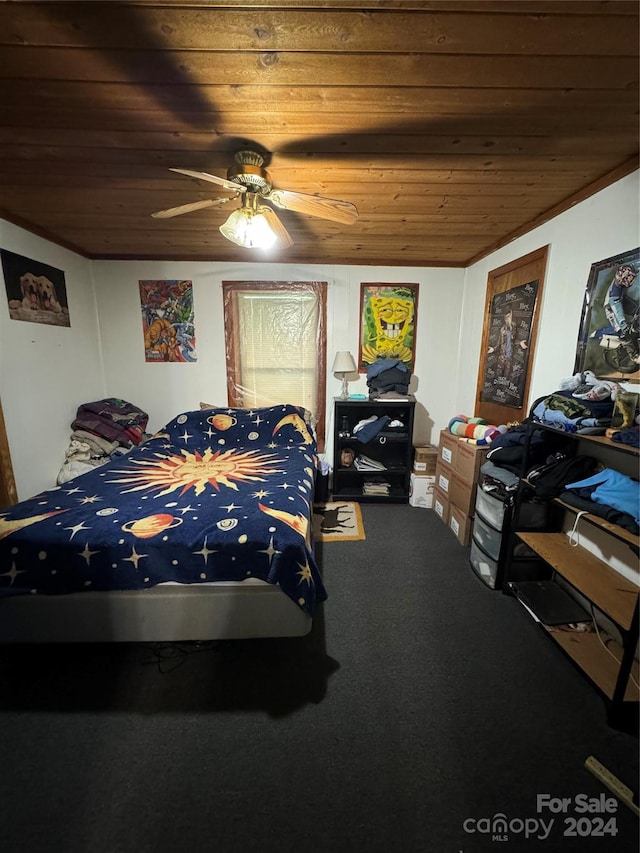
[0,504,637,853]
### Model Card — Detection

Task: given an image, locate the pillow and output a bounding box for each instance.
[200,401,316,430]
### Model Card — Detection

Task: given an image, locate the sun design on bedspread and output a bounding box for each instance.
[109,448,286,497]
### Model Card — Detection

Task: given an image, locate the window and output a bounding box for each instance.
[222,281,327,447]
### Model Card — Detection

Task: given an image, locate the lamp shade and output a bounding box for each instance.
[332,351,357,374]
[219,207,278,250]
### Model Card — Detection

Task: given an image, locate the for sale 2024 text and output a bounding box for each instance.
[463,793,619,842]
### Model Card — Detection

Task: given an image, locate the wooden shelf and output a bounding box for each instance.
[517,532,639,630]
[508,423,639,722]
[578,434,640,456]
[545,627,640,702]
[555,498,639,549]
[536,424,640,457]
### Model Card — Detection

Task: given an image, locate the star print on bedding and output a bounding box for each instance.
[0,405,326,613]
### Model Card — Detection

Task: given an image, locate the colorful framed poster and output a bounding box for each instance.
[573,248,639,381]
[1,249,70,327]
[139,279,196,362]
[358,282,418,371]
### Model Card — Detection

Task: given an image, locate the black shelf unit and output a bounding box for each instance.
[332,397,416,503]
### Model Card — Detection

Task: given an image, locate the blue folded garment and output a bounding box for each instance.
[565,468,640,524]
[366,359,405,379]
[353,415,391,443]
[611,426,640,448]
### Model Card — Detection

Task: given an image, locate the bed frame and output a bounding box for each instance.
[0,404,323,643]
[0,580,311,643]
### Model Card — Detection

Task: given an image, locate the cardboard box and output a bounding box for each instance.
[449,471,477,517]
[449,503,473,546]
[409,473,435,508]
[432,486,450,525]
[455,440,489,484]
[412,444,437,476]
[434,459,452,498]
[438,429,459,469]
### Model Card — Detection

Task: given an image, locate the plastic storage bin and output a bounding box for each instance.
[475,488,509,530]
[470,534,547,590]
[470,538,499,589]
[472,513,502,561]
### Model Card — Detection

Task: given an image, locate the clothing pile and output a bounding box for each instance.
[481,410,639,536]
[57,398,150,484]
[560,468,639,535]
[529,388,614,434]
[366,359,412,399]
[484,424,557,476]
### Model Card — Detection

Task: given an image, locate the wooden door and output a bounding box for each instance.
[0,399,17,508]
[474,246,549,426]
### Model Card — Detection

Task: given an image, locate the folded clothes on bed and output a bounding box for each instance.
[71,398,149,446]
[71,429,120,457]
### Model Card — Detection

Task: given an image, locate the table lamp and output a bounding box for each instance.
[332,351,357,399]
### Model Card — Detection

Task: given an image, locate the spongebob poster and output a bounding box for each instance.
[139,279,196,363]
[358,283,418,371]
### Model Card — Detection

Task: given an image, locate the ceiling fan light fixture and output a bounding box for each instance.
[219,193,278,250]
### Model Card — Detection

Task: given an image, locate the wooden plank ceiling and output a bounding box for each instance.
[0,1,637,267]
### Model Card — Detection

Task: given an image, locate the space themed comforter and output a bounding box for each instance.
[0,405,327,614]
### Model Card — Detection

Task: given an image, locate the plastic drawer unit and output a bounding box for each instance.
[475,487,508,530]
[472,512,502,561]
[469,538,500,589]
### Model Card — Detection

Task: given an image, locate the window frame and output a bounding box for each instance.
[222,280,327,449]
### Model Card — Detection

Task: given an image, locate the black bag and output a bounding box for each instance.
[530,454,599,499]
[527,452,568,484]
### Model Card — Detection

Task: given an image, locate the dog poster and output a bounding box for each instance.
[1,249,70,327]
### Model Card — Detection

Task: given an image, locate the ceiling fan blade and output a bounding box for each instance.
[261,207,294,249]
[151,197,232,219]
[267,189,358,225]
[169,167,246,193]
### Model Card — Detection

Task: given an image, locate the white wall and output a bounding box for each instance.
[92,260,465,451]
[456,170,640,416]
[1,169,637,498]
[0,221,105,499]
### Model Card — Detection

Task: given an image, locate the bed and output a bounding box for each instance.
[0,404,326,642]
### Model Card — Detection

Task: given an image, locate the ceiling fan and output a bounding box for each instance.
[151,149,358,250]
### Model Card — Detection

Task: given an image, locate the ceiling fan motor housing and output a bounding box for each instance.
[227,150,272,194]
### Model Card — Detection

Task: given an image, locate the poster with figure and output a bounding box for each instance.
[1,249,70,327]
[139,279,196,363]
[358,283,418,372]
[480,279,539,408]
[573,248,639,382]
